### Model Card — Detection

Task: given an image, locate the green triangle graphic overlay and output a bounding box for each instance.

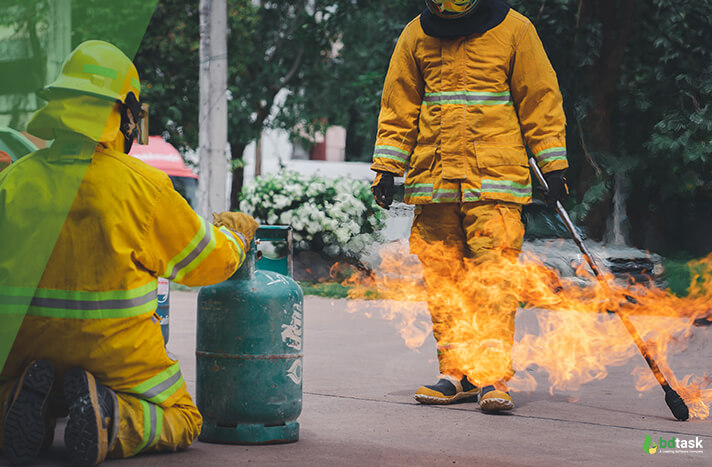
[0,0,160,372]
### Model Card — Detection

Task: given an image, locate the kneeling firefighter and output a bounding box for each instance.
[371,0,569,411]
[0,41,258,465]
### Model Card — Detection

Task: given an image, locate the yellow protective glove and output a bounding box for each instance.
[212,212,259,250]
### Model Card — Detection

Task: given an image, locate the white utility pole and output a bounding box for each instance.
[198,0,229,218]
[47,0,71,84]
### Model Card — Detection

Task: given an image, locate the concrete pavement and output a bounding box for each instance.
[7,290,711,466]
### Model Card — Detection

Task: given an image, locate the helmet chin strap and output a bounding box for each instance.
[119,91,143,153]
[120,104,137,153]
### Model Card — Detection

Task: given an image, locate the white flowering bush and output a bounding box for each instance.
[240,171,386,255]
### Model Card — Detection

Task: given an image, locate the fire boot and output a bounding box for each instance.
[479,382,514,413]
[63,368,118,467]
[1,360,56,465]
[414,374,478,404]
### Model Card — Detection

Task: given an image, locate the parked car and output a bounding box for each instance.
[521,200,665,287]
[128,136,198,208]
[0,126,38,171]
[363,200,665,289]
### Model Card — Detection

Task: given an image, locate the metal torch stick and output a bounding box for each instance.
[528,157,689,421]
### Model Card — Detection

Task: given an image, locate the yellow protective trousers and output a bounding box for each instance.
[0,372,200,457]
[110,389,200,457]
[409,200,524,386]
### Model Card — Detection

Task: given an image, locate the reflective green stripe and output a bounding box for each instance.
[151,405,164,449]
[373,145,409,164]
[433,188,459,202]
[0,304,33,316]
[423,99,513,105]
[428,91,510,97]
[128,362,184,404]
[0,283,158,319]
[404,183,432,198]
[481,179,532,198]
[374,154,408,164]
[218,226,246,266]
[463,189,481,201]
[375,145,409,156]
[28,298,157,319]
[166,217,208,279]
[82,64,118,80]
[133,399,152,455]
[172,226,216,282]
[423,91,512,106]
[166,217,216,281]
[535,147,567,166]
[33,282,156,301]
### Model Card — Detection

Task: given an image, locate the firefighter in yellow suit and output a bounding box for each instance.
[371,0,569,412]
[0,41,258,465]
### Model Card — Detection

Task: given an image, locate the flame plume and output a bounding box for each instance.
[341,243,712,419]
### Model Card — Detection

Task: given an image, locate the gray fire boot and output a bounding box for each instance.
[1,360,56,465]
[63,368,118,467]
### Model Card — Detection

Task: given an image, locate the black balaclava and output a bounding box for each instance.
[420,0,510,39]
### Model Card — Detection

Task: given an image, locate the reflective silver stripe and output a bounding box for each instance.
[235,232,247,247]
[433,190,459,201]
[405,185,432,194]
[167,225,214,280]
[536,149,567,164]
[375,148,409,160]
[29,290,156,310]
[423,94,511,103]
[481,182,531,196]
[145,403,157,450]
[463,190,481,200]
[135,369,183,400]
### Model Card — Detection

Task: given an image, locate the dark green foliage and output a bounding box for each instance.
[278,0,422,161]
[93,0,711,254]
[131,0,199,152]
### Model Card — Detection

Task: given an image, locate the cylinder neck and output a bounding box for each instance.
[231,241,256,280]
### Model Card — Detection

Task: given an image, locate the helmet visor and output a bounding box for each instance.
[427,0,480,18]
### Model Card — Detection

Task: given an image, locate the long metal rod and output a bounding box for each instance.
[528,158,689,420]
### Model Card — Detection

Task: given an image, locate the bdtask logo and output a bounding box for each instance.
[644,434,704,454]
[643,435,658,454]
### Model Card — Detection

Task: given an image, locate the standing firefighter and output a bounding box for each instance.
[0,41,258,465]
[371,0,569,412]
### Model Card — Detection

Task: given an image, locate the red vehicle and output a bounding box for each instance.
[129,136,198,207]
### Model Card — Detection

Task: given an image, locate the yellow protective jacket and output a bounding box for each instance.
[0,98,247,409]
[371,9,568,205]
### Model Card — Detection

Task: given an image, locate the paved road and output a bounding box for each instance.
[8,291,711,466]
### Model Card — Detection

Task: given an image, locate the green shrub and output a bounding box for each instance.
[240,171,385,254]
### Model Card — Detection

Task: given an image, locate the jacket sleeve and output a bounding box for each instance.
[510,21,568,174]
[371,22,424,177]
[135,178,247,287]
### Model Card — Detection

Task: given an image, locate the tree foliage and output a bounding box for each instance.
[287,0,712,254]
[114,0,712,254]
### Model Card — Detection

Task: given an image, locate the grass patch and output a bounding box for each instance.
[298,281,382,300]
[664,258,692,297]
[663,254,712,297]
[299,281,352,299]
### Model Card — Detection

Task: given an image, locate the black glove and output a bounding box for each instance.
[543,170,568,211]
[371,172,395,209]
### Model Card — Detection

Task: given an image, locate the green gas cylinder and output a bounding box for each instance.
[196,226,303,444]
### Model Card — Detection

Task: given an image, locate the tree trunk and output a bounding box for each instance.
[229,142,245,211]
[578,0,635,240]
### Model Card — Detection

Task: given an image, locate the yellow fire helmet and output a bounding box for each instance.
[425,0,481,18]
[42,40,141,104]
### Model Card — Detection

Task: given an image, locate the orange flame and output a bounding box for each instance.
[340,242,712,419]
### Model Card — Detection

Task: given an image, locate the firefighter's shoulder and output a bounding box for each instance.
[95,146,173,191]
